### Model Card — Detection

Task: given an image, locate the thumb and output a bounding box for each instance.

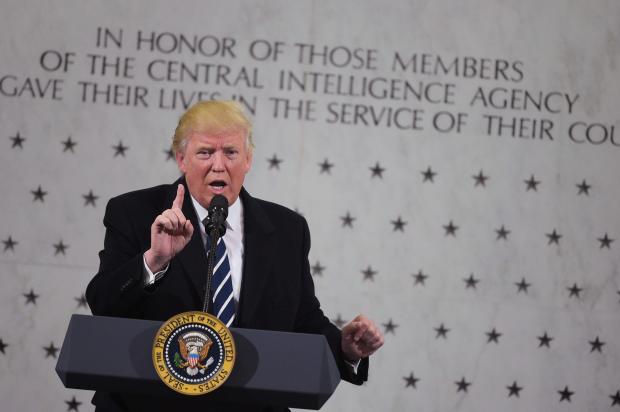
[342,320,361,338]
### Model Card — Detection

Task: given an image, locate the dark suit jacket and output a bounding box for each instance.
[86,177,368,412]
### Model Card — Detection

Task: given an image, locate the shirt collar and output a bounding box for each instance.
[190,194,243,232]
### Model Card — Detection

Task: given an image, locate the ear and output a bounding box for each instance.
[176,150,186,174]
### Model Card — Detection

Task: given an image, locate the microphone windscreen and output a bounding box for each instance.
[209,194,229,215]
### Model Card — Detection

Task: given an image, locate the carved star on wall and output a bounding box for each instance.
[472,170,489,187]
[576,179,591,195]
[24,289,39,305]
[486,328,502,343]
[546,229,562,245]
[9,131,25,148]
[65,396,82,411]
[443,220,458,236]
[164,148,174,161]
[435,323,449,339]
[53,240,69,256]
[31,185,47,202]
[2,236,17,252]
[567,283,582,298]
[403,372,420,388]
[318,158,333,174]
[267,154,282,170]
[507,381,523,397]
[311,261,325,276]
[75,294,88,309]
[495,225,510,240]
[43,342,59,358]
[598,233,614,249]
[515,277,531,293]
[455,377,471,393]
[558,386,574,402]
[340,212,355,228]
[82,190,98,207]
[421,166,437,182]
[361,266,377,281]
[383,319,398,334]
[0,338,7,354]
[369,162,385,178]
[61,136,77,153]
[589,336,605,353]
[391,216,407,232]
[537,331,553,348]
[610,390,620,406]
[464,273,480,289]
[112,141,128,157]
[524,175,540,191]
[412,270,428,286]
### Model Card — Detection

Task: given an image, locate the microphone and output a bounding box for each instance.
[202,194,228,313]
[205,195,228,236]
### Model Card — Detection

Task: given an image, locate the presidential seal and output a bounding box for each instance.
[152,311,235,395]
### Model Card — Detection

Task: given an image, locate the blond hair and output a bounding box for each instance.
[172,100,253,153]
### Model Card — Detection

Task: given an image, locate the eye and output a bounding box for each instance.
[196,149,213,159]
[224,148,238,158]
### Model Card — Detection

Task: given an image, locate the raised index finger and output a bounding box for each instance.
[172,184,185,209]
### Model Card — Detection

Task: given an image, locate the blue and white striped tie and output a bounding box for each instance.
[207,237,235,327]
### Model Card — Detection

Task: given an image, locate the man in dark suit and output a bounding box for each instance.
[86,100,383,411]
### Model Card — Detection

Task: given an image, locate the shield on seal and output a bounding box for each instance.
[188,352,199,367]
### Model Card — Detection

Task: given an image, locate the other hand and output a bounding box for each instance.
[341,314,384,362]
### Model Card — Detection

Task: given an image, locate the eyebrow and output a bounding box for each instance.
[194,144,240,152]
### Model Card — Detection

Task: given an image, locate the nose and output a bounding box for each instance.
[212,150,225,172]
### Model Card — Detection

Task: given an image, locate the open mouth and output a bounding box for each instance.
[209,180,227,190]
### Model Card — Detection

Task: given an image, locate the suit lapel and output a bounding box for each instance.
[238,188,275,327]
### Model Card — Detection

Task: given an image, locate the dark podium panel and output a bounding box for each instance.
[56,314,340,410]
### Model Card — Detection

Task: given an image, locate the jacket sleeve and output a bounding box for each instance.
[294,217,369,385]
[86,196,155,318]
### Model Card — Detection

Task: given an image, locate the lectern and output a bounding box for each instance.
[56,314,340,410]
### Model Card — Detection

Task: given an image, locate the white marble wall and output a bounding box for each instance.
[0,1,618,411]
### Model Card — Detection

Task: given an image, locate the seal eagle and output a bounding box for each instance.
[177,332,214,376]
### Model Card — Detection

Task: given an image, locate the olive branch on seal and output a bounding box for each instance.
[173,352,183,368]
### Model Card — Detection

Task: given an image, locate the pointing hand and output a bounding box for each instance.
[145,184,194,272]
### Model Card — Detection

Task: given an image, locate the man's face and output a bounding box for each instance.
[176,130,252,208]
